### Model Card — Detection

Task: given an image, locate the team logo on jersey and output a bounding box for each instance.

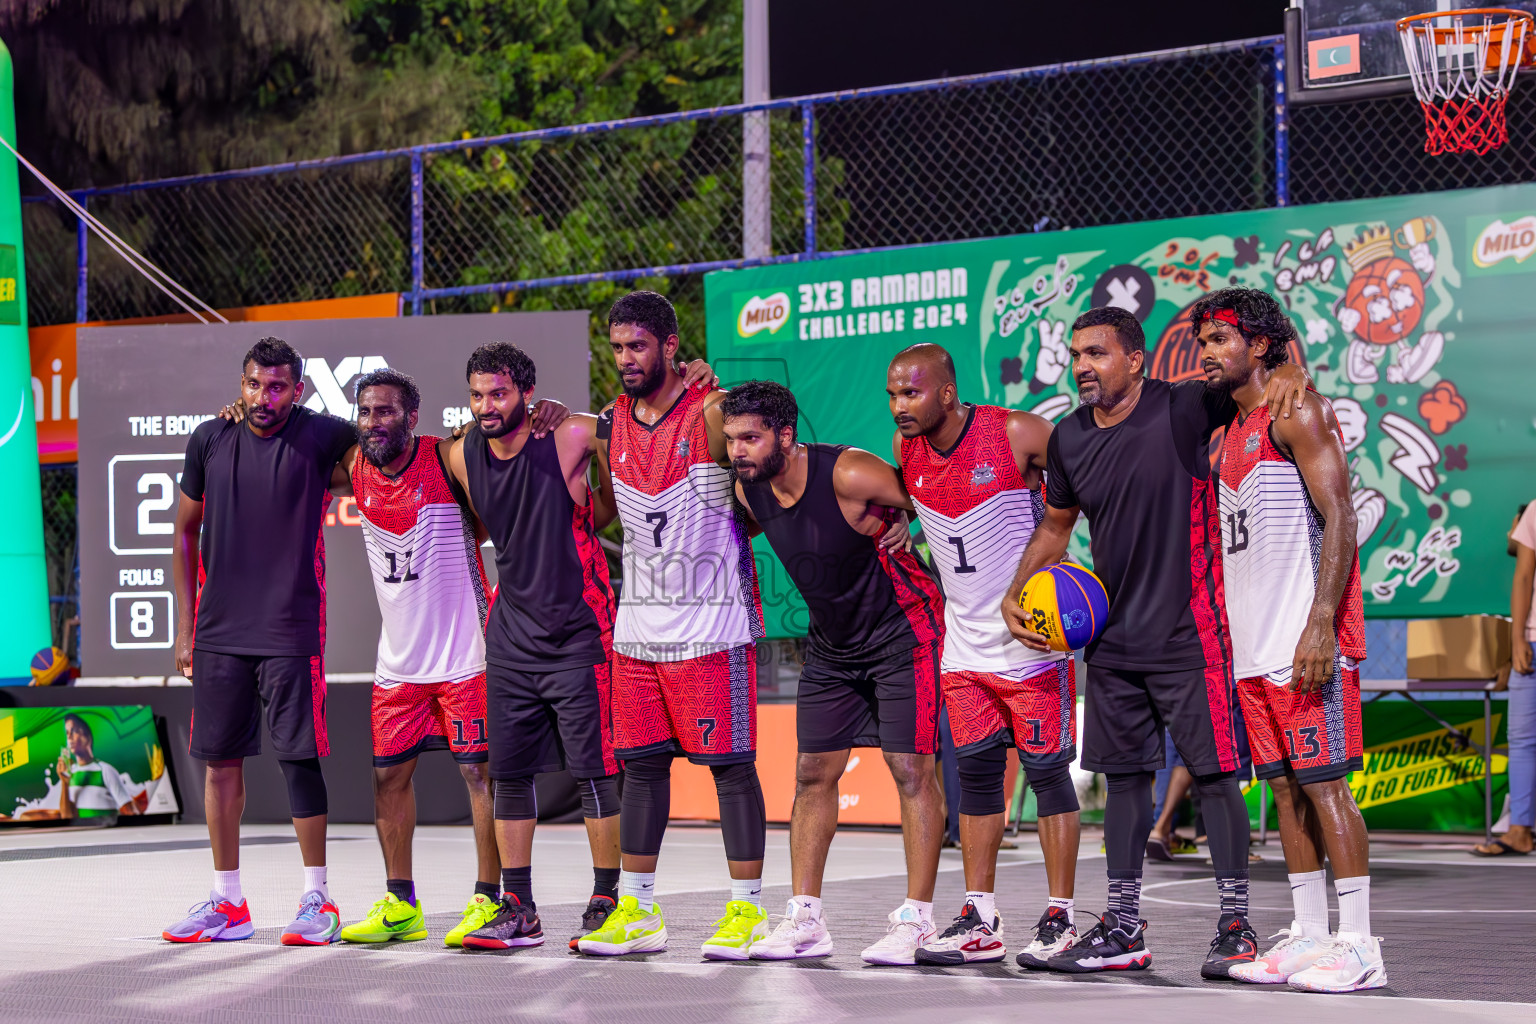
[1244,432,1261,453]
[677,438,690,460]
[970,463,996,488]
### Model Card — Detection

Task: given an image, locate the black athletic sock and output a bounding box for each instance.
[1192,771,1250,919]
[1217,875,1250,919]
[501,866,533,910]
[474,880,499,901]
[593,866,620,903]
[1107,873,1143,921]
[386,878,415,907]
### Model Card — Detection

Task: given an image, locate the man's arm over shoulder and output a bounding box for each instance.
[833,447,914,511]
[555,413,600,475]
[1005,409,1054,476]
[1272,391,1358,691]
[701,389,732,467]
[330,444,358,498]
[591,402,618,530]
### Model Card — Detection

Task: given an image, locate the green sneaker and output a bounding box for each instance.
[445,893,501,948]
[576,894,667,955]
[700,900,769,960]
[338,892,427,943]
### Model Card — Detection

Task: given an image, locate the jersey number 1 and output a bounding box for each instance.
[946,535,978,574]
[383,549,420,583]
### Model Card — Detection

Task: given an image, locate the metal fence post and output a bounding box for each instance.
[1274,38,1290,208]
[410,149,425,315]
[802,101,817,256]
[73,192,88,322]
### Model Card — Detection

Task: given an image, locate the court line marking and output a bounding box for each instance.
[101,933,1536,1009]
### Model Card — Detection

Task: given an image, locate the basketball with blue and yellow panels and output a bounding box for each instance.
[1019,562,1109,652]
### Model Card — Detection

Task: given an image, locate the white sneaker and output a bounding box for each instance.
[749,898,834,960]
[1288,932,1388,992]
[1229,923,1328,984]
[914,901,1006,965]
[1015,905,1077,969]
[860,903,936,965]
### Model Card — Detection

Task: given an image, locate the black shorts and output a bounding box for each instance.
[487,661,618,780]
[1081,662,1240,777]
[796,641,940,755]
[189,650,327,761]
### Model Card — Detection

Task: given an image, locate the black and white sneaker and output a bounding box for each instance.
[1200,912,1258,979]
[568,895,616,951]
[914,901,1006,965]
[1046,911,1150,972]
[1016,906,1078,969]
[461,896,544,950]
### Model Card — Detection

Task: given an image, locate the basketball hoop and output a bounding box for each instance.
[1399,8,1535,154]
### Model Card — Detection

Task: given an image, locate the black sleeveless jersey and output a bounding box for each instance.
[739,443,943,665]
[462,426,613,671]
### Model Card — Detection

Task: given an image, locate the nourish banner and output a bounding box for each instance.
[706,184,1536,636]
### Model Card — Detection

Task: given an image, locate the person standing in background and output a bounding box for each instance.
[1472,501,1535,856]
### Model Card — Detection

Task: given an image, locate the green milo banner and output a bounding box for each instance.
[0,706,178,823]
[1245,700,1507,832]
[0,40,50,683]
[707,184,1536,638]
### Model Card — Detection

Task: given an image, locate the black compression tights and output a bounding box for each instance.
[1103,769,1249,878]
[619,754,766,861]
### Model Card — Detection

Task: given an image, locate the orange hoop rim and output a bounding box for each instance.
[1398,8,1536,51]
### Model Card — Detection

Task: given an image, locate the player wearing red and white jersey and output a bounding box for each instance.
[584,291,769,959]
[327,369,503,949]
[1196,288,1384,994]
[888,343,1082,969]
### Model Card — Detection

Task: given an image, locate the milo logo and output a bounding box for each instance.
[1470,214,1536,272]
[737,292,791,337]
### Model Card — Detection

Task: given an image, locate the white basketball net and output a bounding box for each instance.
[1398,9,1533,154]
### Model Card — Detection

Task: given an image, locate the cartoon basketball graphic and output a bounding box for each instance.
[1338,223,1443,385]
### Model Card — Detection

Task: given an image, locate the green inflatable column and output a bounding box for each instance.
[0,39,53,683]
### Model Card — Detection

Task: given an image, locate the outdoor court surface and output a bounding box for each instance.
[0,822,1527,1023]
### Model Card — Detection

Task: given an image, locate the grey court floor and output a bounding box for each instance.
[0,821,1528,1023]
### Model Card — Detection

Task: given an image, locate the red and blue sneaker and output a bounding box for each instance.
[280,889,343,946]
[162,892,255,942]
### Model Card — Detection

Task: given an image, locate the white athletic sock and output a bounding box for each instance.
[731,877,763,909]
[620,870,657,911]
[213,869,242,904]
[792,894,823,918]
[303,865,328,900]
[1048,895,1075,926]
[1289,869,1329,939]
[902,898,934,924]
[965,891,997,922]
[1334,875,1371,938]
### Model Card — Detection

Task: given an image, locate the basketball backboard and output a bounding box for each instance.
[1287,1,1536,100]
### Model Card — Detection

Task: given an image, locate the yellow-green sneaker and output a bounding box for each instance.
[576,894,667,955]
[445,893,501,948]
[700,900,769,960]
[338,892,427,943]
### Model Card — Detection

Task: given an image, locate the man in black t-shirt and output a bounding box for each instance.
[1001,306,1306,979]
[162,337,356,948]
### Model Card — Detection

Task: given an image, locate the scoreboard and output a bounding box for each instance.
[77,313,591,678]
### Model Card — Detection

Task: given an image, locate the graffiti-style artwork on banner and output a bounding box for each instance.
[707,184,1536,634]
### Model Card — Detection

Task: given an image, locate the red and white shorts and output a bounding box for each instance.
[612,645,757,765]
[943,660,1076,767]
[371,673,489,767]
[1238,658,1363,785]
